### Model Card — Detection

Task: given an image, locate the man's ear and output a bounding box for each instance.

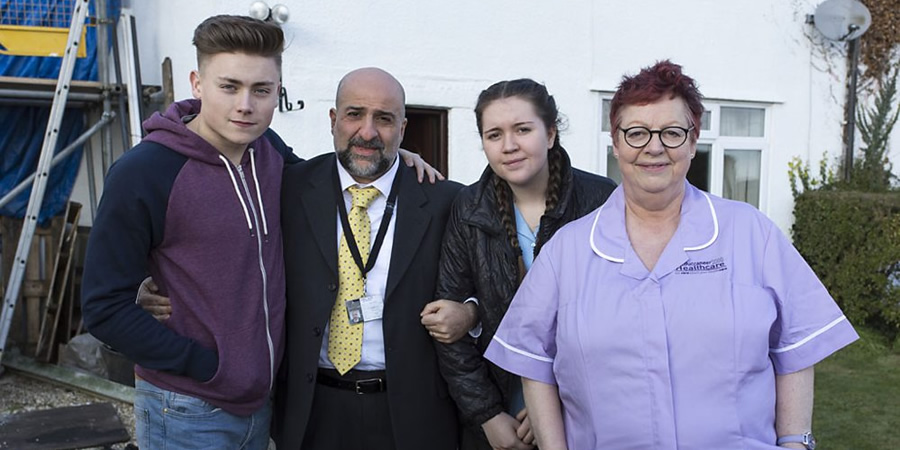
[329,108,337,135]
[189,70,202,99]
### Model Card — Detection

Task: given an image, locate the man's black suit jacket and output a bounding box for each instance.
[274,153,462,449]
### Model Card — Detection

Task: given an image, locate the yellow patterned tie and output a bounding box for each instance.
[328,185,380,374]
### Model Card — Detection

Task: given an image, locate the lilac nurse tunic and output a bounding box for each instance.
[485,182,858,450]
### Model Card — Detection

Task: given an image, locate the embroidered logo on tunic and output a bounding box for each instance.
[676,257,727,274]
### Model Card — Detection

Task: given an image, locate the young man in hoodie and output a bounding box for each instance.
[81,15,291,449]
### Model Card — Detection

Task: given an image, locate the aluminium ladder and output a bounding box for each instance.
[0,0,92,368]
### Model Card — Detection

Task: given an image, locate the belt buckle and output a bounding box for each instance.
[355,377,383,394]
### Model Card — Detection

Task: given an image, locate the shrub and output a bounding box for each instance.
[792,190,900,340]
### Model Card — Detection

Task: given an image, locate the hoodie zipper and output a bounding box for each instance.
[234,161,276,393]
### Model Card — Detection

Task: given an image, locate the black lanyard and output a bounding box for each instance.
[334,167,401,280]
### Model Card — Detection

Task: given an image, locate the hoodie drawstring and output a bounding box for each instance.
[249,149,269,236]
[218,154,254,231]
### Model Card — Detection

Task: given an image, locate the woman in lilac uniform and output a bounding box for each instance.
[484,60,859,450]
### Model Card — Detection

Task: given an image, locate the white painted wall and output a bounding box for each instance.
[68,0,900,234]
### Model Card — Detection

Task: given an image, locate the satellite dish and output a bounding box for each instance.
[813,0,872,41]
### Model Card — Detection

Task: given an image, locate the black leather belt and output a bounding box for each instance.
[316,369,387,394]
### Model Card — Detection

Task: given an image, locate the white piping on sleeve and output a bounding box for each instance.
[492,335,554,363]
[249,148,269,236]
[770,315,848,354]
[218,154,253,231]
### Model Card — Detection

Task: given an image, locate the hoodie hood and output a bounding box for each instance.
[142,98,278,237]
[143,98,271,166]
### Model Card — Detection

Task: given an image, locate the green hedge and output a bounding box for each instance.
[792,190,900,340]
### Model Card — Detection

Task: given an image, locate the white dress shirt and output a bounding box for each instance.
[318,156,400,371]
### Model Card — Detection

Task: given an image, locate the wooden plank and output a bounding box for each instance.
[20,218,64,356]
[2,216,64,357]
[1,353,134,405]
[0,403,129,449]
[0,76,103,93]
[1,217,24,348]
[23,232,43,355]
[37,203,81,362]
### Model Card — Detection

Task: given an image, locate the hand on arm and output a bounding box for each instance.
[398,148,444,183]
[775,366,815,449]
[481,412,535,450]
[420,299,478,343]
[137,276,172,321]
[515,407,534,445]
[522,378,567,450]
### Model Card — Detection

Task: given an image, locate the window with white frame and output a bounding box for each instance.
[601,99,770,209]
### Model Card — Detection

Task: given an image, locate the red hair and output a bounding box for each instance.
[609,60,703,141]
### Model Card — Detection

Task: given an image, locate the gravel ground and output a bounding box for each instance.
[0,370,136,449]
[0,371,277,450]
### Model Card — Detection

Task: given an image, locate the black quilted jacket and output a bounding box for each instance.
[434,148,617,429]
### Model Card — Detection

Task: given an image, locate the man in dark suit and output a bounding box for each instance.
[274,67,461,450]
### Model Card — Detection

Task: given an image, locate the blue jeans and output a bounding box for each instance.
[134,378,271,450]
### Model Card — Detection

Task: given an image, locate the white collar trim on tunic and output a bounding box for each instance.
[589,186,719,263]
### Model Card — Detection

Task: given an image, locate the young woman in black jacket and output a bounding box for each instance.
[421,79,616,449]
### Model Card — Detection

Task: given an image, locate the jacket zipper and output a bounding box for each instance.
[235,164,276,392]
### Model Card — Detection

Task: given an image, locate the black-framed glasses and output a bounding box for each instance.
[618,126,694,149]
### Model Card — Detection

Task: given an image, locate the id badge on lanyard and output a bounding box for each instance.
[345,293,385,324]
[335,168,400,326]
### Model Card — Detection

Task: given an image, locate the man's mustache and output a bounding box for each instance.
[348,137,384,151]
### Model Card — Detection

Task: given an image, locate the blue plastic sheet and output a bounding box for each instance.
[0,106,84,222]
[0,0,120,223]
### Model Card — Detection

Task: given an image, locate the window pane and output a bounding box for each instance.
[723,149,761,207]
[700,110,711,131]
[606,145,622,184]
[601,99,611,132]
[720,107,764,137]
[687,143,711,192]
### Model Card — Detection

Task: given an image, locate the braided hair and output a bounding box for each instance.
[475,79,566,281]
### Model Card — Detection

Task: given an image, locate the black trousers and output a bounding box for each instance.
[301,369,396,450]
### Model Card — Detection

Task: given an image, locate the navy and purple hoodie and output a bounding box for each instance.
[82,99,294,416]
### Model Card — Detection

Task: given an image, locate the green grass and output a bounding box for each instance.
[813,326,900,449]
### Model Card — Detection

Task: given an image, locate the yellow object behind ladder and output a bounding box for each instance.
[0,24,87,57]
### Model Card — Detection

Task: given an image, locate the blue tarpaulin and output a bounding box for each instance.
[0,0,120,224]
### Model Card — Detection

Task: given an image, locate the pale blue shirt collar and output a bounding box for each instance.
[336,154,400,196]
[513,205,539,272]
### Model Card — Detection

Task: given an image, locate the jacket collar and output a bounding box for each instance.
[463,147,577,234]
[589,181,719,279]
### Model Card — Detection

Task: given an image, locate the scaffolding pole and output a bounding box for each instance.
[0,111,115,210]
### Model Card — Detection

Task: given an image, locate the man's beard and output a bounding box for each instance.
[338,136,393,180]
